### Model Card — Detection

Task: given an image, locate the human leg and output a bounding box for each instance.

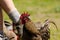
[0,6,3,35]
[0,0,23,39]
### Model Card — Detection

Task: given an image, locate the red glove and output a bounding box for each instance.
[20,12,30,24]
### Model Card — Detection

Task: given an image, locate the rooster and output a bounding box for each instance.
[10,12,57,40]
[20,12,40,36]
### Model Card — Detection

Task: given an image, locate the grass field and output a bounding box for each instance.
[3,0,60,40]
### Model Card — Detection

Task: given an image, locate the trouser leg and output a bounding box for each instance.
[0,6,3,35]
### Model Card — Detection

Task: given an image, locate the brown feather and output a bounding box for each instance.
[25,20,40,35]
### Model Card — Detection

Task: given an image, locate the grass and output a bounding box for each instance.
[3,0,60,40]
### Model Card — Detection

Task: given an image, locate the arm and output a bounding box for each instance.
[0,0,20,23]
[0,0,16,13]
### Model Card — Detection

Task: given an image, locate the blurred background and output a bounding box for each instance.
[3,0,60,40]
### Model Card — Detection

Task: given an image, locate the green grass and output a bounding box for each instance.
[3,0,60,40]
